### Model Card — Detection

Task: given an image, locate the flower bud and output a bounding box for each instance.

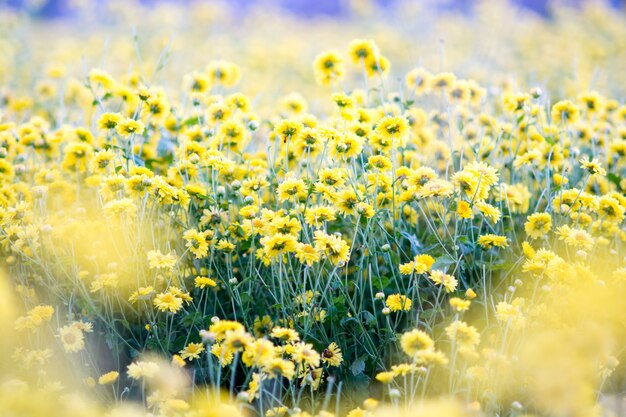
[530,87,542,98]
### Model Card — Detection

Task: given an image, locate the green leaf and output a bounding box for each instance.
[350,358,365,376]
[181,312,204,328]
[608,173,621,188]
[432,255,455,271]
[182,116,200,127]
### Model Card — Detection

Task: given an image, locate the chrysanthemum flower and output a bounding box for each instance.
[153,292,184,314]
[59,324,85,353]
[525,212,552,239]
[477,234,509,249]
[400,329,434,356]
[313,51,345,86]
[429,270,458,293]
[98,371,119,385]
[385,294,412,312]
[322,342,343,367]
[180,342,205,361]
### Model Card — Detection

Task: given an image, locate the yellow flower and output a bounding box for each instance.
[277,177,307,202]
[414,349,449,366]
[291,342,321,368]
[495,299,526,329]
[556,225,595,250]
[356,202,375,218]
[295,243,320,266]
[477,234,509,249]
[313,230,350,265]
[391,363,421,376]
[115,118,145,137]
[224,328,254,351]
[375,115,409,146]
[364,53,390,78]
[417,179,454,198]
[211,342,235,367]
[206,60,241,87]
[242,339,274,368]
[172,354,186,368]
[413,254,435,274]
[449,297,471,312]
[445,320,480,348]
[260,233,298,258]
[194,276,217,289]
[279,92,308,115]
[475,201,502,223]
[347,38,376,64]
[274,119,303,143]
[406,68,432,94]
[375,371,395,384]
[430,72,456,91]
[400,329,434,356]
[599,195,626,223]
[89,68,115,89]
[503,92,531,113]
[464,161,499,188]
[329,132,363,159]
[262,358,295,379]
[399,262,415,275]
[216,239,235,253]
[363,398,379,410]
[183,229,211,259]
[127,361,160,380]
[429,270,458,292]
[98,371,119,385]
[59,324,85,353]
[579,156,606,176]
[313,50,345,86]
[14,305,54,331]
[97,112,124,130]
[210,320,245,342]
[457,200,472,219]
[385,294,412,312]
[128,286,155,303]
[525,212,552,239]
[146,249,177,270]
[153,292,183,314]
[551,100,580,124]
[180,342,205,361]
[322,342,343,367]
[270,327,300,343]
[465,288,477,299]
[102,198,136,218]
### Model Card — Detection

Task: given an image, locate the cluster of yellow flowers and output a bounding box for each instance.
[1,1,626,417]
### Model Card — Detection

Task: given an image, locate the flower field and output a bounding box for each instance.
[1,1,626,416]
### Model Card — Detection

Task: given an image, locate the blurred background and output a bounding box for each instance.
[1,0,625,109]
[4,0,626,18]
